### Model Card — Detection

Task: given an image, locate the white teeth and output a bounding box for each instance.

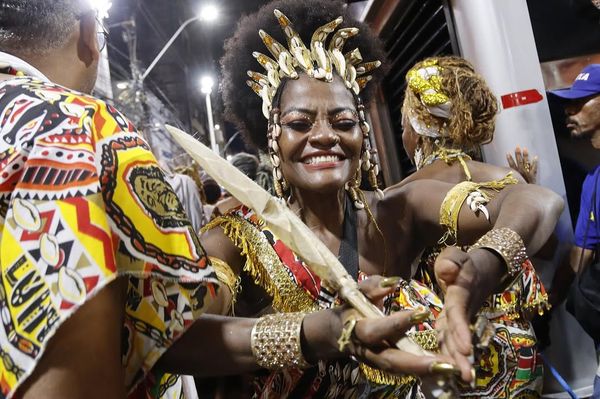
[304,155,341,165]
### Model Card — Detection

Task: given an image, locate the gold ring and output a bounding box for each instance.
[337,317,358,352]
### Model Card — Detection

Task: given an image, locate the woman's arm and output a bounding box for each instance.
[155,277,455,378]
[396,179,563,253]
[405,180,563,382]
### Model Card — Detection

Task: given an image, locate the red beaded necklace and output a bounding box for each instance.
[0,65,25,77]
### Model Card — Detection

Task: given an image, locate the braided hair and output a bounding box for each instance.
[402,56,498,151]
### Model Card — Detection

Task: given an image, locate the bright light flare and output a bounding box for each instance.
[199,4,219,22]
[87,0,113,19]
[200,76,214,94]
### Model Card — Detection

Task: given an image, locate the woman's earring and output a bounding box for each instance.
[357,102,384,200]
[414,146,424,170]
[268,111,289,199]
[345,165,365,209]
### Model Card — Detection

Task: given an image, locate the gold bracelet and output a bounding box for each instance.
[251,312,311,370]
[469,227,527,277]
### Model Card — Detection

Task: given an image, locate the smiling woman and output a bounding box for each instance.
[203,1,453,397]
[198,0,565,397]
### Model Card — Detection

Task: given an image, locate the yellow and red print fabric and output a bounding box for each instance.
[0,77,218,398]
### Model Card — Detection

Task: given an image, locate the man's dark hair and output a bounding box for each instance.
[201,175,222,205]
[0,0,84,55]
[220,0,388,151]
[230,152,259,181]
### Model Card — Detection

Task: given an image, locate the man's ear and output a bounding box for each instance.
[77,13,100,67]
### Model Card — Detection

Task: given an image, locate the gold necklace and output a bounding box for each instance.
[420,147,473,181]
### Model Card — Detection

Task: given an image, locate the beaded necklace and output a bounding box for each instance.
[0,52,50,82]
[0,65,24,76]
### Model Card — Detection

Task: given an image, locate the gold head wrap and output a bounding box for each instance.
[247,9,382,118]
[406,59,452,138]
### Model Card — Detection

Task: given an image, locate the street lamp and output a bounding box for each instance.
[200,76,219,154]
[200,76,214,94]
[87,0,112,18]
[199,4,219,22]
[141,4,219,82]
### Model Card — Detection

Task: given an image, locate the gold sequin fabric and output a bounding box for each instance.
[203,206,423,398]
[202,213,319,313]
[406,59,451,107]
[438,173,519,245]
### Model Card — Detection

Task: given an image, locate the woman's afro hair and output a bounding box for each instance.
[220,0,388,151]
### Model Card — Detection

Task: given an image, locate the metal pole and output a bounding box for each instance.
[205,92,218,154]
[141,16,200,82]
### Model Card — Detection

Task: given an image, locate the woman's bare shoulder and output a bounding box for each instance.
[467,161,527,183]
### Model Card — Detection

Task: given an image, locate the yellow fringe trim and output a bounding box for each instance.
[480,292,550,320]
[359,363,416,386]
[202,215,319,313]
[439,172,518,245]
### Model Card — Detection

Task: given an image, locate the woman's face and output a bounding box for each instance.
[401,113,419,163]
[277,74,362,194]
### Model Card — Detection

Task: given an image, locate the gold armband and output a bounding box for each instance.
[469,227,528,278]
[209,256,241,302]
[251,312,311,370]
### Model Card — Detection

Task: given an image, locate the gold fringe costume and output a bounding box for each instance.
[203,207,432,398]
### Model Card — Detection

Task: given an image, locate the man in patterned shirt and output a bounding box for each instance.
[0,0,222,397]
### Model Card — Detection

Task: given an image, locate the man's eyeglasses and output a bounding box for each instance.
[75,11,109,52]
[97,19,109,52]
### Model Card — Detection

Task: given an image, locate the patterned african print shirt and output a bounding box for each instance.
[0,74,219,398]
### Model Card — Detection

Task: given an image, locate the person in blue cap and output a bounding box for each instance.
[552,64,600,147]
[548,64,600,303]
[549,64,600,399]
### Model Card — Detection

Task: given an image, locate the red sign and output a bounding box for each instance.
[501,89,544,109]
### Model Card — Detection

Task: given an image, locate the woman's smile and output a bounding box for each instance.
[301,151,346,170]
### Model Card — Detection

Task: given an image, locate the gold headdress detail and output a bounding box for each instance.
[247,9,382,118]
[406,59,452,137]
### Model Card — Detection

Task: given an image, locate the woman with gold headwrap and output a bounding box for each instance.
[400,56,550,397]
[200,1,563,397]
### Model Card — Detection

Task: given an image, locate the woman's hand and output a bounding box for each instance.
[433,246,505,383]
[506,146,538,184]
[302,276,457,377]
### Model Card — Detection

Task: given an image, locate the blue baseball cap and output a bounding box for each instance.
[549,64,600,100]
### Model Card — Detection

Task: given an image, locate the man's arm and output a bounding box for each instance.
[16,279,128,399]
[549,169,599,306]
[548,245,595,306]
